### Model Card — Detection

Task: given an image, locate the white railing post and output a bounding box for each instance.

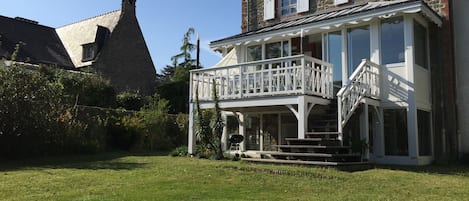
[301,56,306,94]
[240,65,244,98]
[189,72,194,102]
[337,96,343,142]
[188,55,335,101]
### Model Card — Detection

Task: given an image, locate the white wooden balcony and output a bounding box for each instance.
[190,55,334,102]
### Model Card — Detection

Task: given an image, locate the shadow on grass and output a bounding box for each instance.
[371,164,469,177]
[0,151,168,171]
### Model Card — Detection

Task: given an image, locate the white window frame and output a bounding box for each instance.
[280,0,298,17]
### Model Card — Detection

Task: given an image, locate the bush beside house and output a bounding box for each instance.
[0,64,188,159]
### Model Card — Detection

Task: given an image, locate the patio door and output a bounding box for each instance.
[262,114,280,151]
[245,114,261,150]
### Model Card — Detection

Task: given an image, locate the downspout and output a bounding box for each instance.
[448,0,460,158]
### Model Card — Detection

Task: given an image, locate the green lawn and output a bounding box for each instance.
[1,153,469,201]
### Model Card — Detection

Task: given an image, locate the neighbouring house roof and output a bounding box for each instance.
[56,10,122,68]
[210,0,442,49]
[212,48,238,68]
[0,15,74,69]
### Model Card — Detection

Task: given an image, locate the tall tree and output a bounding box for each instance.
[156,27,200,114]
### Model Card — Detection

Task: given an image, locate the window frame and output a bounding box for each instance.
[383,108,409,156]
[279,0,298,17]
[380,16,405,65]
[82,43,97,62]
[413,19,430,70]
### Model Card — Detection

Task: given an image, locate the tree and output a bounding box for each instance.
[171,27,196,69]
[157,27,200,114]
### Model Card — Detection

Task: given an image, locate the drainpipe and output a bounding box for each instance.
[448,0,460,158]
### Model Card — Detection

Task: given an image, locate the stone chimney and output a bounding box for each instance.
[121,0,136,16]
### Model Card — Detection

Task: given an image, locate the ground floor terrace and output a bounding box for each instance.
[188,0,443,165]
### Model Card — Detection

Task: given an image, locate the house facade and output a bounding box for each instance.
[0,0,156,95]
[453,0,469,157]
[188,0,461,166]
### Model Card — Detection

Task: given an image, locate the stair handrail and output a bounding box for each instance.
[337,59,381,140]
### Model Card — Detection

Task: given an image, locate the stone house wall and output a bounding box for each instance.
[94,0,156,95]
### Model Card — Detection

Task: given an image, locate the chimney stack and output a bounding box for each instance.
[121,0,136,16]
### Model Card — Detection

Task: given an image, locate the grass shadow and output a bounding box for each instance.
[371,164,469,177]
[0,151,168,171]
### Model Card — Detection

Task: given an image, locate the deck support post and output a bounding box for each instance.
[360,104,370,161]
[298,96,307,139]
[188,103,196,155]
[232,112,246,152]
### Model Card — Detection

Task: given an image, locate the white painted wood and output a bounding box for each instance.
[188,103,196,154]
[337,59,381,129]
[238,113,246,151]
[341,28,348,85]
[298,96,306,139]
[211,2,442,49]
[264,0,275,21]
[415,67,431,109]
[297,0,310,13]
[190,55,333,102]
[286,105,299,120]
[404,15,418,159]
[370,20,380,64]
[222,112,228,151]
[334,0,349,6]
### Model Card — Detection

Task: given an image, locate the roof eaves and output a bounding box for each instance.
[210,0,439,49]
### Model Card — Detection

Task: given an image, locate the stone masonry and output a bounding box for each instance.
[94,0,156,95]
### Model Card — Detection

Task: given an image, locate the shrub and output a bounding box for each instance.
[38,65,116,108]
[0,66,69,157]
[169,146,188,157]
[139,97,173,151]
[116,91,146,111]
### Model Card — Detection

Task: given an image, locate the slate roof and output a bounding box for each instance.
[56,10,122,68]
[0,15,74,69]
[211,0,440,47]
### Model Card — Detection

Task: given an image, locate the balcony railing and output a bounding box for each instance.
[190,55,333,102]
[337,59,381,139]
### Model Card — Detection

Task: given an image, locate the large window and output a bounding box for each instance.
[414,21,428,69]
[347,26,370,76]
[265,41,289,59]
[384,109,409,156]
[381,17,405,64]
[326,31,343,82]
[281,0,297,16]
[418,110,432,156]
[247,45,262,62]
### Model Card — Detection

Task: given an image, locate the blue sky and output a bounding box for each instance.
[0,0,241,73]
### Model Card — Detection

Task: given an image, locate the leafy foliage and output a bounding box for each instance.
[116,91,146,111]
[156,28,200,114]
[0,65,108,157]
[194,79,224,160]
[38,66,116,107]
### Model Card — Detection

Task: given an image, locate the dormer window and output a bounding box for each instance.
[281,0,297,16]
[82,43,97,62]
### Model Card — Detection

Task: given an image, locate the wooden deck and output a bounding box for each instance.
[242,158,368,166]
